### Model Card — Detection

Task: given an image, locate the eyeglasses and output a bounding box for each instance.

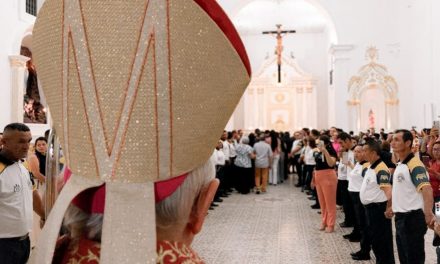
[433,149,440,152]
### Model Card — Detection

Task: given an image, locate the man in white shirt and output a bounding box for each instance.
[290,131,304,187]
[360,139,394,263]
[389,129,434,264]
[337,132,356,228]
[0,123,45,264]
[347,145,372,260]
[220,131,230,163]
[254,135,273,194]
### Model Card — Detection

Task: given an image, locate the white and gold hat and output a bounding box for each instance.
[32,0,250,263]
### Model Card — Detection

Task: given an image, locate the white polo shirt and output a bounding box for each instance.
[337,150,354,181]
[360,160,391,205]
[392,153,430,213]
[0,160,34,238]
[348,161,368,192]
[221,140,230,161]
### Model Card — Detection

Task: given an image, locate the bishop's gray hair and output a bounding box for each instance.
[155,158,215,230]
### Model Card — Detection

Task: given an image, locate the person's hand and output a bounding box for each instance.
[426,211,436,229]
[428,168,440,180]
[431,128,439,138]
[384,207,394,219]
[38,175,46,184]
[435,222,440,236]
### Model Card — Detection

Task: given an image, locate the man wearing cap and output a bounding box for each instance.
[360,139,394,263]
[389,129,434,264]
[0,123,45,264]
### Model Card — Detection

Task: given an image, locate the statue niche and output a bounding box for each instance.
[347,46,398,131]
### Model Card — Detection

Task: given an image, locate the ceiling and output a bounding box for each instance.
[232,0,329,35]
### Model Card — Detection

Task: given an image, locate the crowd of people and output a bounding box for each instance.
[212,125,440,264]
[3,122,440,263]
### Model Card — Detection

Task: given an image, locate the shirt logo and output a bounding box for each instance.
[396,174,404,183]
[415,173,428,181]
[380,175,388,181]
[13,184,22,193]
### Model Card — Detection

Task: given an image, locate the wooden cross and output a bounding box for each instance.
[263,24,296,83]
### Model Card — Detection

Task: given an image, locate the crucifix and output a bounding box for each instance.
[263,24,296,83]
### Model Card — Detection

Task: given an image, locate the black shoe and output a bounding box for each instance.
[349,236,361,242]
[308,196,316,200]
[434,234,440,247]
[311,204,320,209]
[295,183,302,187]
[351,254,370,261]
[214,198,223,203]
[339,222,353,228]
[256,190,260,194]
[211,203,218,207]
[343,234,352,239]
[209,206,215,210]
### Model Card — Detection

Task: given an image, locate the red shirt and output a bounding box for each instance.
[429,161,440,198]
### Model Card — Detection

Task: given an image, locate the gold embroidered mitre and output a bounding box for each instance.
[31,0,250,263]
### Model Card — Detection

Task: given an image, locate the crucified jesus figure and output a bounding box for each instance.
[263,24,296,83]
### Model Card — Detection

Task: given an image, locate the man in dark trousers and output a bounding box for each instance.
[359,139,395,263]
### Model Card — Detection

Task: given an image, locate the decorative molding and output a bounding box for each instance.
[348,46,398,102]
[329,44,355,54]
[347,100,361,106]
[9,55,30,123]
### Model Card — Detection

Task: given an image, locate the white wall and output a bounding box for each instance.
[0,0,49,136]
[220,0,440,132]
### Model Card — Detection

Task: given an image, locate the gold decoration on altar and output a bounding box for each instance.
[275,93,285,103]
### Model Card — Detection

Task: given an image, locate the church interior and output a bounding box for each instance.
[1,0,440,263]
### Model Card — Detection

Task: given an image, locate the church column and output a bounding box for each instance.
[305,85,315,128]
[301,85,307,128]
[347,100,360,132]
[329,44,354,129]
[257,87,265,129]
[295,86,303,129]
[386,99,399,130]
[244,88,253,131]
[9,55,30,123]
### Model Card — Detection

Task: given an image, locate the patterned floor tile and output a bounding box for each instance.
[193,175,438,263]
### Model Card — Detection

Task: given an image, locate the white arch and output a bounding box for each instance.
[225,0,338,44]
[12,24,34,55]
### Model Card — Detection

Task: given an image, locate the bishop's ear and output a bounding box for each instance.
[188,179,219,235]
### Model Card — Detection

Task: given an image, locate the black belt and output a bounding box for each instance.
[0,233,29,241]
[394,209,423,216]
[364,201,387,208]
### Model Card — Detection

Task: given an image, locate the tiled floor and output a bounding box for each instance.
[193,175,437,264]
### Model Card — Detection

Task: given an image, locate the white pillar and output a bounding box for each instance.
[295,86,303,130]
[9,55,30,123]
[328,44,355,130]
[257,87,264,128]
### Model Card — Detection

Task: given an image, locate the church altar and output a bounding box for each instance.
[228,54,317,132]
